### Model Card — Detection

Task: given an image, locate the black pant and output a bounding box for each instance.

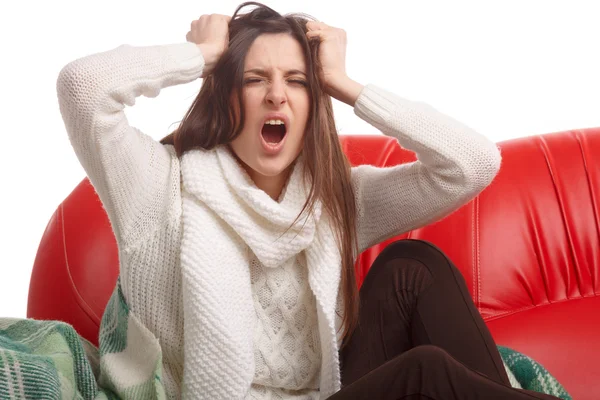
[330,240,561,399]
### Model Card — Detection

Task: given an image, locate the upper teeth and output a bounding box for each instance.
[265,119,285,125]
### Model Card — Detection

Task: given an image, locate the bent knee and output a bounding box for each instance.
[382,239,447,260]
[381,240,461,278]
[401,345,452,369]
[371,239,450,273]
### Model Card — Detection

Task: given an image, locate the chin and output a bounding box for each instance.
[252,154,296,178]
[229,137,303,181]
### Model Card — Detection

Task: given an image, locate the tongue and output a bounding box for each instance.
[262,124,285,144]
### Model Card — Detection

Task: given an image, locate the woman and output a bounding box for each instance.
[56,2,561,399]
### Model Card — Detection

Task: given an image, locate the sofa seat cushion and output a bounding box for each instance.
[487,295,600,400]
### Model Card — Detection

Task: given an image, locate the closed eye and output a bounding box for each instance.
[288,79,308,86]
[243,78,307,87]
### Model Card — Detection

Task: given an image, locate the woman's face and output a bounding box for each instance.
[229,33,310,190]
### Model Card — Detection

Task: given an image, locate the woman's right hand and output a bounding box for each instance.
[186,14,231,77]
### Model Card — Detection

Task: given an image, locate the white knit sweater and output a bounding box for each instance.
[56,42,502,399]
[248,254,321,400]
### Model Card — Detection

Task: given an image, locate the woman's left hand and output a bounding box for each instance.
[306,21,364,106]
[306,21,348,87]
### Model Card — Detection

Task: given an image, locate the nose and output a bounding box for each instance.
[265,80,287,107]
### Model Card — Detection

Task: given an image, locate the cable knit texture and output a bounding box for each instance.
[56,42,501,399]
[248,252,321,400]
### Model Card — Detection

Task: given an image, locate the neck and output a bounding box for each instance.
[226,146,295,201]
[248,167,292,201]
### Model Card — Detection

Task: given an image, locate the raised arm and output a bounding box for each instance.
[305,21,501,254]
[56,14,229,247]
[351,85,501,253]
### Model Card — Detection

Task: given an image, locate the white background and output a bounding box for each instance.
[0,0,598,318]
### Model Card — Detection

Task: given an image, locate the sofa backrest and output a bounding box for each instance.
[341,129,600,400]
[341,128,600,320]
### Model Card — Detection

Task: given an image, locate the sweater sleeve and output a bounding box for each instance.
[351,84,502,254]
[56,42,205,247]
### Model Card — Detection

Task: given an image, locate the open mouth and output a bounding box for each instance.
[261,119,287,144]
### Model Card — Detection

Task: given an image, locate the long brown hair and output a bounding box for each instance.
[161,2,359,345]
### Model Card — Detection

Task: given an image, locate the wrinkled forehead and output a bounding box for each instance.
[244,33,307,74]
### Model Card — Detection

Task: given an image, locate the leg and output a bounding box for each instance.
[332,345,561,399]
[341,239,509,386]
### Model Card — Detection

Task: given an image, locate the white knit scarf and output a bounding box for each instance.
[179,145,343,399]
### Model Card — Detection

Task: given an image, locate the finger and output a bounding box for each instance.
[210,14,231,23]
[306,21,327,31]
[186,31,191,42]
[306,29,326,39]
[306,21,318,31]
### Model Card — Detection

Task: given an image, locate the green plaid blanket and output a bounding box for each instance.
[0,285,164,400]
[0,285,572,399]
[498,346,572,400]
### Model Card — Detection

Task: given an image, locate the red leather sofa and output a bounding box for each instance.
[28,128,600,400]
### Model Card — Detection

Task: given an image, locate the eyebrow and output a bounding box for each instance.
[244,68,307,77]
